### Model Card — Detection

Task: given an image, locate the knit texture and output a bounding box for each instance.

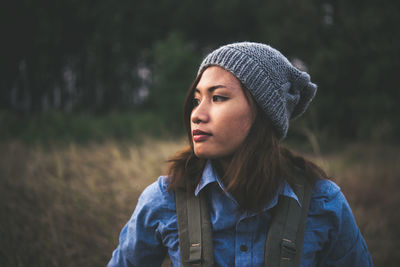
[198,42,317,140]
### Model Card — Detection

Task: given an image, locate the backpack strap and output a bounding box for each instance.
[175,171,312,267]
[264,171,313,267]
[175,183,214,267]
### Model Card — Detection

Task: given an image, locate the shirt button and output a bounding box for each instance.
[240,245,248,252]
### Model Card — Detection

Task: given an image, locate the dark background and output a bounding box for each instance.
[1,0,399,142]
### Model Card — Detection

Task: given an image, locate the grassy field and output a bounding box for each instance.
[0,139,398,266]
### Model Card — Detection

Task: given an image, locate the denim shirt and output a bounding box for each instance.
[108,161,373,267]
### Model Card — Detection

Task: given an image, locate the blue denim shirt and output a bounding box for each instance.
[108,161,373,266]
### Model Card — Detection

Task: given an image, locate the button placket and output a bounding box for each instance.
[240,244,248,252]
[235,217,253,266]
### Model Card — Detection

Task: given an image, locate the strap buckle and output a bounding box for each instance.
[185,243,202,265]
[281,238,297,261]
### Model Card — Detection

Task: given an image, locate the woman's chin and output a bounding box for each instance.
[194,150,217,160]
[194,152,211,159]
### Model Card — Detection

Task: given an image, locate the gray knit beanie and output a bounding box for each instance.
[198,42,317,140]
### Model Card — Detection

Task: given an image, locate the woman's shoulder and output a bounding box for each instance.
[306,181,373,265]
[108,176,177,266]
[309,178,348,215]
[135,176,176,216]
[311,178,341,200]
[140,175,172,199]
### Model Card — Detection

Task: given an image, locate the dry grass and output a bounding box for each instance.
[0,140,398,266]
[322,144,400,266]
[0,139,184,267]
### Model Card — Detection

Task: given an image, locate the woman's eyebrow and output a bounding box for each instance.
[194,85,227,93]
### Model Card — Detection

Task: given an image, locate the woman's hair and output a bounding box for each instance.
[167,70,327,212]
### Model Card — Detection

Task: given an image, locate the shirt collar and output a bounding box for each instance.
[195,160,301,208]
[195,160,218,195]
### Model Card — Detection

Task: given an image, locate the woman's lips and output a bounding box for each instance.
[192,129,212,142]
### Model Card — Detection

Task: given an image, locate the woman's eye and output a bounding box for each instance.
[192,98,200,107]
[212,95,228,102]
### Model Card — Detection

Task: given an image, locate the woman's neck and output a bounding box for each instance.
[212,158,231,181]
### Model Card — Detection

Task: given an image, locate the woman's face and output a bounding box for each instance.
[191,66,256,161]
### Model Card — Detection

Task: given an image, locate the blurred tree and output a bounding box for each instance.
[0,0,399,140]
[310,0,400,139]
[147,32,201,131]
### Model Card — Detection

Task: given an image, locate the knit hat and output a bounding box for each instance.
[198,42,317,140]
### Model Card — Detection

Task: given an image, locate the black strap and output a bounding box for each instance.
[264,172,313,267]
[175,172,312,267]
[175,184,214,267]
[292,177,312,266]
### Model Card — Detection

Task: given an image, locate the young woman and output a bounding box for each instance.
[108,42,373,266]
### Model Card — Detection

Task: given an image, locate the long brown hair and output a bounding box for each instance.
[167,69,327,212]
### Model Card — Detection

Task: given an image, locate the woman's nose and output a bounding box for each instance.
[191,101,209,124]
